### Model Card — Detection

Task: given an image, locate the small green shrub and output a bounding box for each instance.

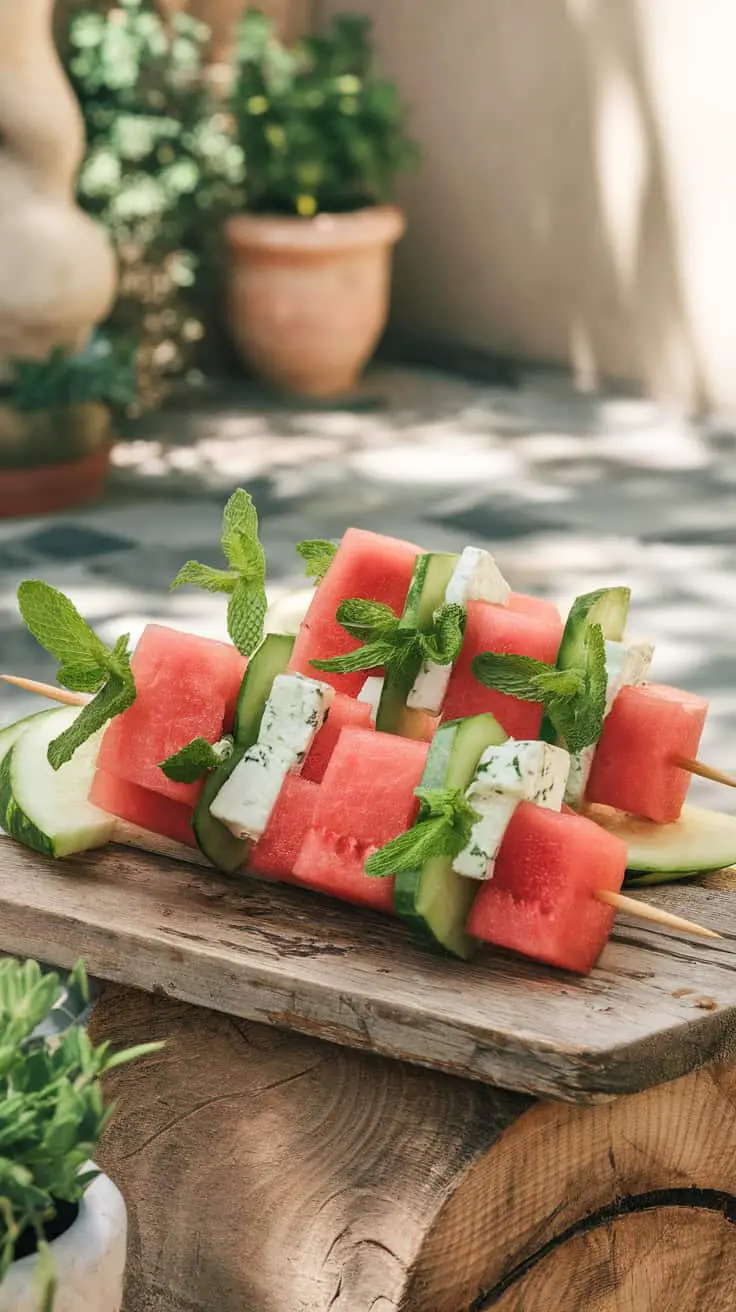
[8,338,138,416]
[230,10,419,217]
[0,958,160,1304]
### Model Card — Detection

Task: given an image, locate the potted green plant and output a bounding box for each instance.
[0,957,160,1310]
[0,335,137,519]
[226,10,419,398]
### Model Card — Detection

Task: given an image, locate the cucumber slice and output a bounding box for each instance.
[394,712,507,959]
[0,707,114,858]
[0,710,55,768]
[194,632,296,872]
[540,586,631,743]
[376,552,458,738]
[585,802,736,874]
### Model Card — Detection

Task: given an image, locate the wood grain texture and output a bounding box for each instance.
[1,836,736,1100]
[90,988,736,1312]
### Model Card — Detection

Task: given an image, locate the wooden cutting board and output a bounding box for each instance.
[1,834,735,1103]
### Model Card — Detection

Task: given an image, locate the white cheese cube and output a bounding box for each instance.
[453,740,570,880]
[406,658,452,714]
[564,638,655,807]
[257,673,334,761]
[357,676,384,724]
[444,546,511,608]
[209,743,296,841]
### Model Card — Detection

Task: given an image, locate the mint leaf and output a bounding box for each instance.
[160,736,233,784]
[227,579,268,658]
[311,638,397,674]
[421,603,466,665]
[47,675,135,771]
[472,652,583,702]
[171,488,268,658]
[171,562,237,595]
[365,787,481,878]
[17,581,136,768]
[296,539,337,585]
[312,598,463,683]
[17,582,109,670]
[557,622,607,753]
[335,598,399,640]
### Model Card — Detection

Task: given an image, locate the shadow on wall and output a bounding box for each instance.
[314,0,712,409]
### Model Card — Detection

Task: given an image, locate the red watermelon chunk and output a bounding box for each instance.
[467,802,626,974]
[301,692,373,783]
[89,769,196,849]
[287,527,421,697]
[441,597,563,737]
[249,774,319,881]
[96,625,247,808]
[585,682,708,824]
[292,727,429,913]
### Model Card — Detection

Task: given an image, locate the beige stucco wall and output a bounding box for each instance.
[317,0,736,409]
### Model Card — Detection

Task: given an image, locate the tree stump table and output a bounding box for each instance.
[2,840,736,1309]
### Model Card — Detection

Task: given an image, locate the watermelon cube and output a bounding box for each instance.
[288,527,421,698]
[467,802,626,974]
[96,625,247,808]
[293,727,429,913]
[586,682,708,824]
[89,769,197,849]
[441,596,563,738]
[249,774,320,881]
[301,692,373,783]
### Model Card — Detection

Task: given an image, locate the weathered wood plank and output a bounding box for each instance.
[1,836,735,1101]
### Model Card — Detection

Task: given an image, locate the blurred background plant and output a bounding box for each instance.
[61,0,245,411]
[229,10,419,218]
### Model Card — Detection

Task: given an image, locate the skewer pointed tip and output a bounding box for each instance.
[596,888,721,939]
[0,675,87,706]
[674,755,736,790]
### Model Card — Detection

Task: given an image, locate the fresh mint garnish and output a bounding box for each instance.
[365,787,481,878]
[171,489,267,658]
[159,735,234,784]
[311,597,466,682]
[472,622,607,754]
[17,581,136,770]
[296,539,337,585]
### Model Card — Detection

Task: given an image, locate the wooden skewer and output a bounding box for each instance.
[0,676,727,940]
[0,675,88,706]
[673,755,736,789]
[595,889,721,939]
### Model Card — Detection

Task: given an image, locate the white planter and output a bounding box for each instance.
[0,1169,127,1312]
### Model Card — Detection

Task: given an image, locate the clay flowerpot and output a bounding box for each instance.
[0,1169,127,1312]
[224,205,405,398]
[0,402,112,518]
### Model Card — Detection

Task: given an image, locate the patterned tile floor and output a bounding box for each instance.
[2,362,736,808]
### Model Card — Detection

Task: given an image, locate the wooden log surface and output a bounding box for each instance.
[91,985,736,1312]
[2,837,736,1102]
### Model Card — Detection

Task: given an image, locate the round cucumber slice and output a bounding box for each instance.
[585,802,736,874]
[0,707,114,858]
[0,710,56,768]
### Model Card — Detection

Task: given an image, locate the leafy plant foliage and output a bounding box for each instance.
[0,958,160,1296]
[230,11,419,217]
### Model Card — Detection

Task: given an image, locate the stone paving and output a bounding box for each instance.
[1,363,736,806]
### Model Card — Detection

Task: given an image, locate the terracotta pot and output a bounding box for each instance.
[0,402,112,517]
[0,1168,127,1312]
[224,205,405,398]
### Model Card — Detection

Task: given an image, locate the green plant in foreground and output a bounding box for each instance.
[0,958,161,1302]
[230,10,419,217]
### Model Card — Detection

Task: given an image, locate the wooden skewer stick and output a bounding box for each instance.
[595,889,721,939]
[0,675,88,706]
[673,755,736,790]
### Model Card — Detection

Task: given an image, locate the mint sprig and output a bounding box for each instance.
[171,489,267,658]
[17,582,136,770]
[159,735,234,784]
[471,622,607,754]
[297,539,337,585]
[365,787,481,879]
[310,598,466,682]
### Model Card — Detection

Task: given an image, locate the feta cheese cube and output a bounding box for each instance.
[453,740,570,880]
[444,547,511,608]
[564,638,655,806]
[357,676,384,724]
[209,743,296,841]
[258,673,334,762]
[407,658,452,713]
